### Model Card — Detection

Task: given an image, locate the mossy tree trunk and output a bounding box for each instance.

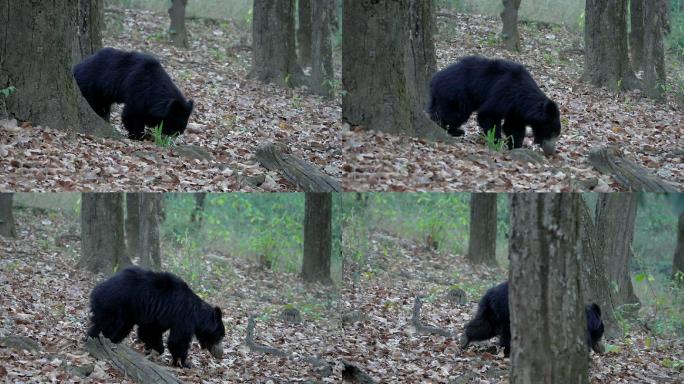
[467,193,497,266]
[80,193,130,275]
[297,0,312,68]
[642,0,669,100]
[310,0,336,97]
[250,0,307,87]
[0,0,114,137]
[342,0,446,140]
[501,0,522,52]
[509,194,588,384]
[672,213,684,282]
[169,0,189,49]
[629,0,645,72]
[75,0,104,62]
[583,0,640,91]
[139,193,162,270]
[125,193,141,261]
[302,192,332,285]
[0,193,16,238]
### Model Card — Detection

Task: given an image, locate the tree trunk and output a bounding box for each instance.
[125,193,141,261]
[642,0,669,100]
[509,194,588,384]
[501,0,522,52]
[79,193,130,274]
[578,197,620,338]
[342,0,446,141]
[297,0,312,68]
[673,213,684,281]
[190,193,207,227]
[595,193,640,309]
[75,0,104,63]
[0,193,16,238]
[310,0,335,97]
[629,0,645,71]
[168,0,189,49]
[583,0,640,91]
[466,193,497,266]
[250,0,307,87]
[139,193,162,270]
[0,0,114,137]
[302,192,332,284]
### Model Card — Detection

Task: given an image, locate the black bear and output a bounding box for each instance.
[86,267,225,368]
[460,282,605,357]
[73,47,194,140]
[428,56,561,155]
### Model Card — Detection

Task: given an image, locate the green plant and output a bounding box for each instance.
[0,86,16,98]
[146,122,178,147]
[482,127,510,152]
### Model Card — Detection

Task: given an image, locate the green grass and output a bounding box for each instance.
[482,127,510,152]
[146,122,178,147]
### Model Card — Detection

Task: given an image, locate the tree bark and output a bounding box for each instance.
[190,193,207,227]
[673,213,684,281]
[297,0,312,68]
[342,0,446,141]
[79,193,130,274]
[642,0,669,100]
[302,192,332,284]
[583,0,640,91]
[501,0,522,52]
[509,194,588,384]
[466,193,497,266]
[578,197,620,337]
[0,193,16,238]
[250,0,307,87]
[595,193,640,309]
[139,193,162,270]
[629,0,645,71]
[125,193,141,261]
[310,0,335,97]
[168,0,189,49]
[0,0,115,137]
[75,0,104,63]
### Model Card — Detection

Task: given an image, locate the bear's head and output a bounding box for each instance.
[161,98,194,137]
[585,303,605,354]
[530,100,561,156]
[196,306,225,359]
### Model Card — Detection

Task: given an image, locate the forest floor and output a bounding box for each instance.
[0,8,341,192]
[343,12,684,191]
[2,208,683,383]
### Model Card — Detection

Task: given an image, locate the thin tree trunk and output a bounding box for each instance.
[250,0,307,87]
[595,193,640,309]
[190,193,207,227]
[75,0,104,63]
[0,0,114,137]
[125,193,141,261]
[509,194,588,384]
[342,0,445,141]
[642,0,669,100]
[673,213,684,281]
[501,0,522,52]
[629,0,645,71]
[579,197,620,338]
[79,193,130,274]
[168,0,189,49]
[0,193,16,238]
[139,193,162,270]
[302,192,332,285]
[583,0,640,91]
[466,193,497,266]
[297,0,312,68]
[310,0,335,97]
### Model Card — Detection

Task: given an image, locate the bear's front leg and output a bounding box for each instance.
[122,106,146,141]
[138,324,164,355]
[167,329,192,368]
[502,118,525,149]
[477,113,502,140]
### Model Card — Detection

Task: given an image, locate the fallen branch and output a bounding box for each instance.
[245,314,288,356]
[85,335,182,384]
[588,146,678,192]
[341,359,378,384]
[412,296,453,337]
[255,143,342,192]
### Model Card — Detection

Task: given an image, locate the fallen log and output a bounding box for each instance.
[412,296,453,337]
[255,143,342,192]
[85,335,182,384]
[588,146,678,192]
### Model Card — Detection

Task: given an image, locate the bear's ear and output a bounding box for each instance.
[545,100,559,117]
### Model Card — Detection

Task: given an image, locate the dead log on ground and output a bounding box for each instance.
[412,296,453,337]
[255,143,342,192]
[588,146,678,192]
[85,335,182,384]
[245,314,289,356]
[341,359,378,384]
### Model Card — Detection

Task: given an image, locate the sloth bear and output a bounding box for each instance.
[73,47,194,140]
[86,267,224,368]
[428,56,561,155]
[460,282,605,357]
